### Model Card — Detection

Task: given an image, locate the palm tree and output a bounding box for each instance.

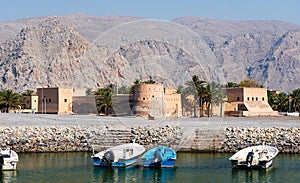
[271,92,288,112]
[291,88,300,112]
[21,90,34,96]
[93,86,113,116]
[20,89,34,110]
[143,76,156,84]
[130,79,142,95]
[192,75,209,117]
[210,82,225,117]
[0,89,21,113]
[183,80,198,117]
[85,88,93,96]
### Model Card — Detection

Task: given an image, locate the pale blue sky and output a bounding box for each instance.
[0,0,299,25]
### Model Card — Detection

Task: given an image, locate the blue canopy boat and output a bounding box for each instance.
[141,146,176,168]
[92,142,145,168]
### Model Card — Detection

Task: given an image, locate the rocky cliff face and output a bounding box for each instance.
[0,14,299,92]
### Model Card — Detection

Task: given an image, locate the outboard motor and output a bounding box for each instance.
[153,148,163,163]
[246,151,254,167]
[0,156,3,166]
[103,151,115,166]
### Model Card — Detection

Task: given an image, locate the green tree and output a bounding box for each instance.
[210,82,225,117]
[183,80,198,117]
[192,75,209,117]
[270,92,288,112]
[20,89,35,110]
[239,78,262,87]
[226,82,239,88]
[86,88,93,96]
[129,79,142,95]
[21,90,34,96]
[0,89,21,113]
[143,76,156,84]
[291,88,300,112]
[93,86,114,116]
[118,85,130,94]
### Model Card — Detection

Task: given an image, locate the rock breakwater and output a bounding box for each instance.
[0,125,183,153]
[222,127,300,153]
[2,125,300,153]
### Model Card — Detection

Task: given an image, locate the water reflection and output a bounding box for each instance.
[92,166,176,183]
[8,152,300,183]
[93,166,141,182]
[0,171,18,183]
[231,168,274,183]
[142,168,176,183]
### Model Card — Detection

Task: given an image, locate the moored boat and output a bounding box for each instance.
[229,144,279,169]
[141,146,176,168]
[91,142,145,167]
[0,147,19,171]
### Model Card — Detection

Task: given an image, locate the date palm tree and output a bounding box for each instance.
[291,88,300,112]
[210,82,225,117]
[93,86,113,116]
[0,89,21,113]
[270,92,288,112]
[192,75,209,117]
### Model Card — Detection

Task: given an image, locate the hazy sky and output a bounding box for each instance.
[1,0,299,25]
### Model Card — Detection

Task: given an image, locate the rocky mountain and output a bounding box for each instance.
[0,14,299,93]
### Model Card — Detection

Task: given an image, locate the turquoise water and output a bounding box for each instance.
[2,152,300,183]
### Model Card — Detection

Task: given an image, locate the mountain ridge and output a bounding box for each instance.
[0,14,299,92]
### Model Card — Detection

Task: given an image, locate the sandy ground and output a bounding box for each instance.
[1,113,299,130]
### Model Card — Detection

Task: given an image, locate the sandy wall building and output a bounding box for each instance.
[132,84,182,118]
[19,95,38,113]
[37,87,73,114]
[225,87,278,116]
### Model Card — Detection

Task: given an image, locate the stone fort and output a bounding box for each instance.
[132,83,182,118]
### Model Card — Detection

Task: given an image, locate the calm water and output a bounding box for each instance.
[1,152,300,183]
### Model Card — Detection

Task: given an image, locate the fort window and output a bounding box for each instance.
[247,97,250,101]
[49,99,51,103]
[262,97,265,101]
[152,95,154,98]
[64,99,67,102]
[252,97,254,101]
[237,97,240,101]
[256,97,258,101]
[143,98,145,100]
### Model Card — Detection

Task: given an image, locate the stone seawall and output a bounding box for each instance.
[222,127,300,153]
[0,125,183,153]
[1,125,300,153]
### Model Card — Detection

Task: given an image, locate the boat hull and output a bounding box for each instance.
[93,155,140,168]
[143,159,176,168]
[1,160,18,171]
[141,146,176,168]
[229,145,278,170]
[0,148,19,171]
[92,143,145,168]
[230,159,273,169]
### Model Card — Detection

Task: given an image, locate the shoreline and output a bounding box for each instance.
[1,113,299,153]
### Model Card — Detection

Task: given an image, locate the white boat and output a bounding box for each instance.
[91,142,145,167]
[0,148,19,171]
[229,144,279,169]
